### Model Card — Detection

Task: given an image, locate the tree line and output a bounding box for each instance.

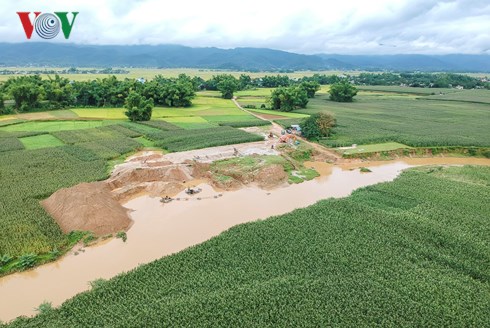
[0,74,199,114]
[2,71,483,116]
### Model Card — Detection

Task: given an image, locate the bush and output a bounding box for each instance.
[35,301,53,314]
[300,113,336,140]
[116,231,127,242]
[16,253,37,270]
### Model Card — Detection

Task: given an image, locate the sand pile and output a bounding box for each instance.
[107,166,193,189]
[41,182,132,235]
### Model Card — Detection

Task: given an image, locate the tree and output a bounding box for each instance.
[269,86,308,112]
[0,92,4,111]
[217,75,239,99]
[300,113,336,140]
[124,91,154,121]
[329,80,358,102]
[9,82,44,111]
[300,81,321,98]
[238,74,252,90]
[149,75,196,107]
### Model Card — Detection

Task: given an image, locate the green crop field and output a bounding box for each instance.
[235,88,275,97]
[162,116,218,129]
[424,89,490,104]
[295,90,490,148]
[19,134,65,150]
[246,108,310,119]
[5,165,490,327]
[356,85,460,95]
[148,126,264,152]
[0,121,117,133]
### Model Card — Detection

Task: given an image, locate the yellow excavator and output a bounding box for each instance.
[279,134,297,143]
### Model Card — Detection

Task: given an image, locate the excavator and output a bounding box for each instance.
[279,134,297,143]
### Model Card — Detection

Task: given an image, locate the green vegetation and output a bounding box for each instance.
[0,147,108,265]
[298,91,490,148]
[269,86,309,111]
[0,137,24,152]
[0,120,116,132]
[246,108,309,119]
[328,80,358,102]
[6,166,490,327]
[19,134,64,150]
[163,116,217,129]
[116,232,127,243]
[210,153,318,185]
[425,89,490,104]
[149,126,263,152]
[300,113,336,140]
[216,75,240,99]
[300,81,321,98]
[217,120,270,128]
[124,91,154,122]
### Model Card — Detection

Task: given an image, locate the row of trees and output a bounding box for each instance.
[204,72,489,91]
[268,80,357,111]
[0,74,198,113]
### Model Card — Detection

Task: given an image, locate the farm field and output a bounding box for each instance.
[0,92,268,270]
[4,165,490,327]
[0,68,362,82]
[297,89,490,148]
[233,87,490,149]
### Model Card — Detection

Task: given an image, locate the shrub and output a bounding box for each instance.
[116,231,127,242]
[35,301,53,314]
[300,113,336,140]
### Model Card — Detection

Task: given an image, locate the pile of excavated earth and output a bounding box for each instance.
[42,141,317,236]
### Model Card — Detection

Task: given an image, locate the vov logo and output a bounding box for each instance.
[17,12,79,40]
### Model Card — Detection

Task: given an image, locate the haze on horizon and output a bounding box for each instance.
[0,0,489,55]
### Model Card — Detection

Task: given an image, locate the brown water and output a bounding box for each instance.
[1,157,489,322]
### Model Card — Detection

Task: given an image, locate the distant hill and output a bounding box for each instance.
[0,43,489,72]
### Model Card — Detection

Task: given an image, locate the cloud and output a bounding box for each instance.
[0,0,488,54]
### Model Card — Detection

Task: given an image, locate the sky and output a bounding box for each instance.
[0,0,489,55]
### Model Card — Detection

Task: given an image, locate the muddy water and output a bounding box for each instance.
[1,157,489,322]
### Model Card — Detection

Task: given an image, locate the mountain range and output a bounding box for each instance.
[1,43,489,72]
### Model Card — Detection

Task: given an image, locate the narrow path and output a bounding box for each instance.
[231,98,342,162]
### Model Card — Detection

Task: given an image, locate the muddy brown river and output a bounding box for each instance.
[1,157,489,322]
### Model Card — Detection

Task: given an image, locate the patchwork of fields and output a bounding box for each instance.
[5,166,490,326]
[0,92,269,269]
